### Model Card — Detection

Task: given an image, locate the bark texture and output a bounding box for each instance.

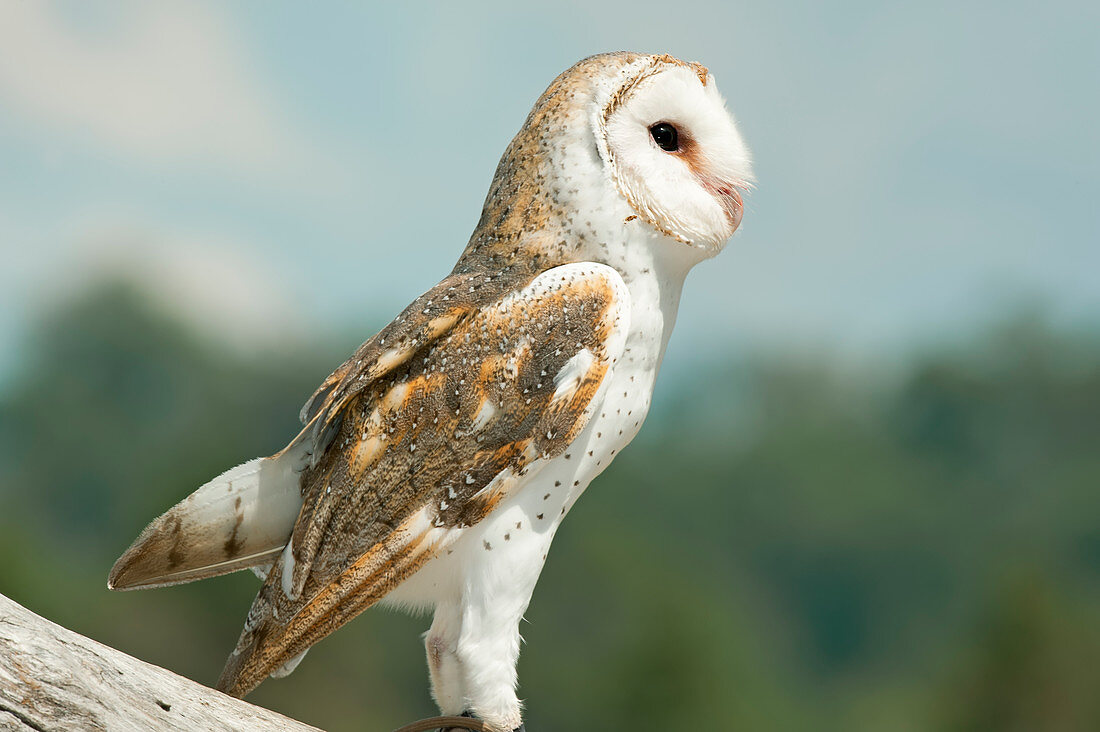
[0,593,320,732]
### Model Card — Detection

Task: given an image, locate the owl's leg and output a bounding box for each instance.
[455,580,533,731]
[426,600,465,716]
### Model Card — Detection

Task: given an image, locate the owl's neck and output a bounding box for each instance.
[456,211,699,380]
[599,230,703,376]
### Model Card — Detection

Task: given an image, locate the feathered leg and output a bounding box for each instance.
[455,577,534,730]
[426,600,465,716]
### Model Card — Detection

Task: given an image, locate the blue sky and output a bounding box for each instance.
[0,1,1097,382]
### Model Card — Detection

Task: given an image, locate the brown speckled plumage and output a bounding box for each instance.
[455,52,650,272]
[295,52,650,454]
[110,50,753,730]
[218,263,627,696]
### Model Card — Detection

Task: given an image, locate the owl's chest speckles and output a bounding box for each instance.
[560,355,657,503]
[438,352,657,595]
[480,293,666,544]
[529,267,670,511]
[388,267,676,612]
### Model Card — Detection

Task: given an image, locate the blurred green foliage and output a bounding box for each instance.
[1,281,1098,732]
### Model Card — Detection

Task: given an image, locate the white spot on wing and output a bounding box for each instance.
[552,348,595,402]
[373,347,406,375]
[470,400,497,432]
[280,541,297,599]
[384,381,410,410]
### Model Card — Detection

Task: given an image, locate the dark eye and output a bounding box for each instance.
[649,122,679,152]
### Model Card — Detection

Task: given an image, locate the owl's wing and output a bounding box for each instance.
[216,262,630,697]
[296,268,517,462]
[106,270,519,592]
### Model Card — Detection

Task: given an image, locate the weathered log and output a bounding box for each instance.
[0,593,321,731]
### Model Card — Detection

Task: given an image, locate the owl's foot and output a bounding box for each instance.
[436,710,466,731]
[437,711,524,732]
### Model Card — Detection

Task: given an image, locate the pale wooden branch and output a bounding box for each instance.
[0,593,321,732]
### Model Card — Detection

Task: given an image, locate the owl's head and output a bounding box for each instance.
[593,53,753,250]
[462,52,752,272]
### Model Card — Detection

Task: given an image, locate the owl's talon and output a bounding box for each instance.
[437,710,476,732]
[434,711,524,732]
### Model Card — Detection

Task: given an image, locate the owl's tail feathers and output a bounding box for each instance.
[107,442,308,591]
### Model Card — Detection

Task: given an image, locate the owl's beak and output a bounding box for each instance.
[703,179,745,234]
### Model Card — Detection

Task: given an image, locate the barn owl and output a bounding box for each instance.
[109,51,752,732]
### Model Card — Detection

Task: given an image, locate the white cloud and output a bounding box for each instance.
[0,209,306,356]
[0,1,315,177]
[0,208,320,390]
[61,222,307,351]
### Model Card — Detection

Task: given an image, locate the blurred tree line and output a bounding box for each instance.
[1,279,1098,732]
